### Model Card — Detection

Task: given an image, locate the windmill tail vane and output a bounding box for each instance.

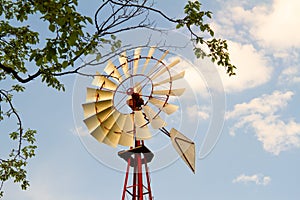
[82,47,196,199]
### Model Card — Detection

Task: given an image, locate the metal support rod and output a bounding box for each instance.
[132,113,137,200]
[141,140,153,200]
[122,158,131,200]
[135,140,143,200]
[144,158,153,200]
[137,153,143,200]
[133,164,137,200]
[159,127,170,137]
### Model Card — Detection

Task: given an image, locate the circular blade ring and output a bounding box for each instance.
[83,47,186,148]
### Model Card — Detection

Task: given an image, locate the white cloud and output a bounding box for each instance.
[217,41,272,92]
[251,0,300,49]
[278,66,300,85]
[174,41,271,94]
[187,105,210,120]
[227,90,300,155]
[233,174,271,186]
[216,0,300,49]
[226,90,293,119]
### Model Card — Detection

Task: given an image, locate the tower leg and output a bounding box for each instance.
[122,158,131,200]
[137,154,143,200]
[144,160,153,200]
[133,163,137,200]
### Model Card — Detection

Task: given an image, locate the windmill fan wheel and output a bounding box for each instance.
[82,47,185,146]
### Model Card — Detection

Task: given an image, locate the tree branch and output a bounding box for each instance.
[0,90,23,159]
[109,0,179,23]
[0,88,37,196]
[0,63,41,83]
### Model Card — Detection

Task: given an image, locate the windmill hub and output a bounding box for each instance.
[127,92,144,111]
[113,74,152,114]
[126,88,134,95]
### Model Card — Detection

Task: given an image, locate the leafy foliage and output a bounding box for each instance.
[0,0,236,197]
[0,0,98,90]
[176,1,236,76]
[0,88,37,198]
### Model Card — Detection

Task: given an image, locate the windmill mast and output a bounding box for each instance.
[118,88,154,200]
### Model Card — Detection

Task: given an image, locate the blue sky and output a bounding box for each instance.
[2,0,300,199]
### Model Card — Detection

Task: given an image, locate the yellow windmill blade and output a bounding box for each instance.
[141,46,156,73]
[136,125,152,141]
[133,47,141,75]
[153,71,185,87]
[90,125,107,143]
[134,82,142,94]
[142,105,167,129]
[102,125,122,147]
[148,97,178,115]
[102,112,124,147]
[85,88,114,102]
[104,60,123,82]
[90,112,120,143]
[151,58,180,81]
[118,114,134,147]
[134,111,152,140]
[147,50,169,76]
[152,88,186,96]
[119,51,129,78]
[92,72,118,90]
[82,100,113,118]
[83,107,114,131]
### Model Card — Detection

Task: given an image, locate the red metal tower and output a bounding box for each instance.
[119,89,154,200]
[119,141,154,200]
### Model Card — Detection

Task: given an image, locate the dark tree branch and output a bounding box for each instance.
[0,181,3,196]
[0,63,41,83]
[96,1,130,33]
[0,89,24,160]
[94,0,110,31]
[109,0,179,23]
[0,88,37,196]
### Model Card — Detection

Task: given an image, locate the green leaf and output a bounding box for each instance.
[176,23,184,29]
[86,17,93,24]
[49,23,55,32]
[9,132,18,140]
[12,85,25,92]
[96,54,101,61]
[111,34,116,40]
[68,32,78,46]
[62,61,68,68]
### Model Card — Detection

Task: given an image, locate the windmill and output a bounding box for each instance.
[82,47,196,199]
